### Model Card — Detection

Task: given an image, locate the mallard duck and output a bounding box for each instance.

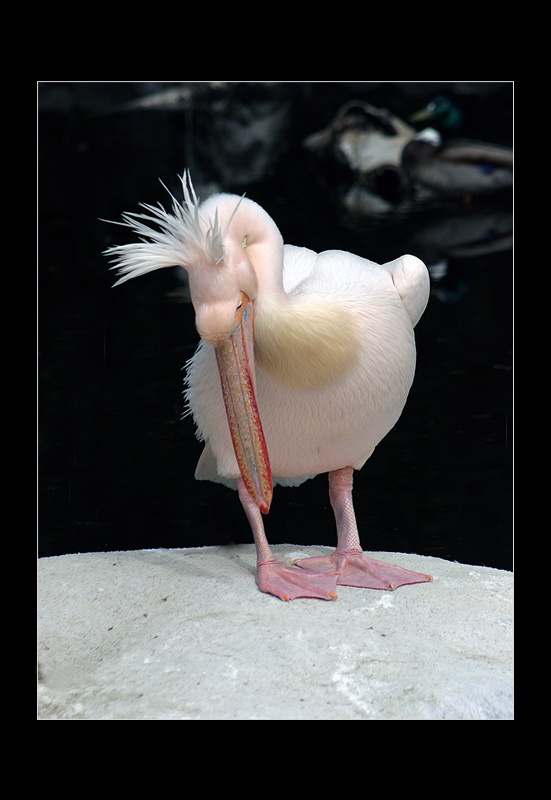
[401,128,513,197]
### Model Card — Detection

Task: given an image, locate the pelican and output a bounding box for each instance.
[105,173,432,601]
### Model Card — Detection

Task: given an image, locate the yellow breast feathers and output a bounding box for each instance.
[254,301,360,390]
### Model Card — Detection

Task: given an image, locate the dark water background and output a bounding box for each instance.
[38,82,513,570]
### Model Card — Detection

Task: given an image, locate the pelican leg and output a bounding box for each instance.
[295,467,432,590]
[237,478,338,601]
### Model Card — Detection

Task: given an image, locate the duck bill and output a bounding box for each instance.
[215,301,273,514]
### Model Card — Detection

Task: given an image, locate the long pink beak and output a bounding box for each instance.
[215,299,273,513]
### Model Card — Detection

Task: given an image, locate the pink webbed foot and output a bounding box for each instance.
[256,559,339,602]
[294,550,433,591]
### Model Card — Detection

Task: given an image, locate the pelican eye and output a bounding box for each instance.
[235,292,249,322]
[242,235,247,248]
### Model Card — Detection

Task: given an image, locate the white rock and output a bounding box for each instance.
[37,544,513,720]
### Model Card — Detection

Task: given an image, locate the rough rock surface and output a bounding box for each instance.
[38,544,513,720]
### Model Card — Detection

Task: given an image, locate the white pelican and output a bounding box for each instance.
[105,172,432,601]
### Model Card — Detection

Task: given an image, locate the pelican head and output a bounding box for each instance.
[104,172,273,513]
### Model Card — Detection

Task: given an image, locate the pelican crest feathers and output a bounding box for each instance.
[104,172,242,285]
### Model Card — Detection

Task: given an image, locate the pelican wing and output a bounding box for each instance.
[382,254,430,327]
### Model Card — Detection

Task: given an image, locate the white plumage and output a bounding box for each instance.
[186,245,427,488]
[106,172,433,601]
